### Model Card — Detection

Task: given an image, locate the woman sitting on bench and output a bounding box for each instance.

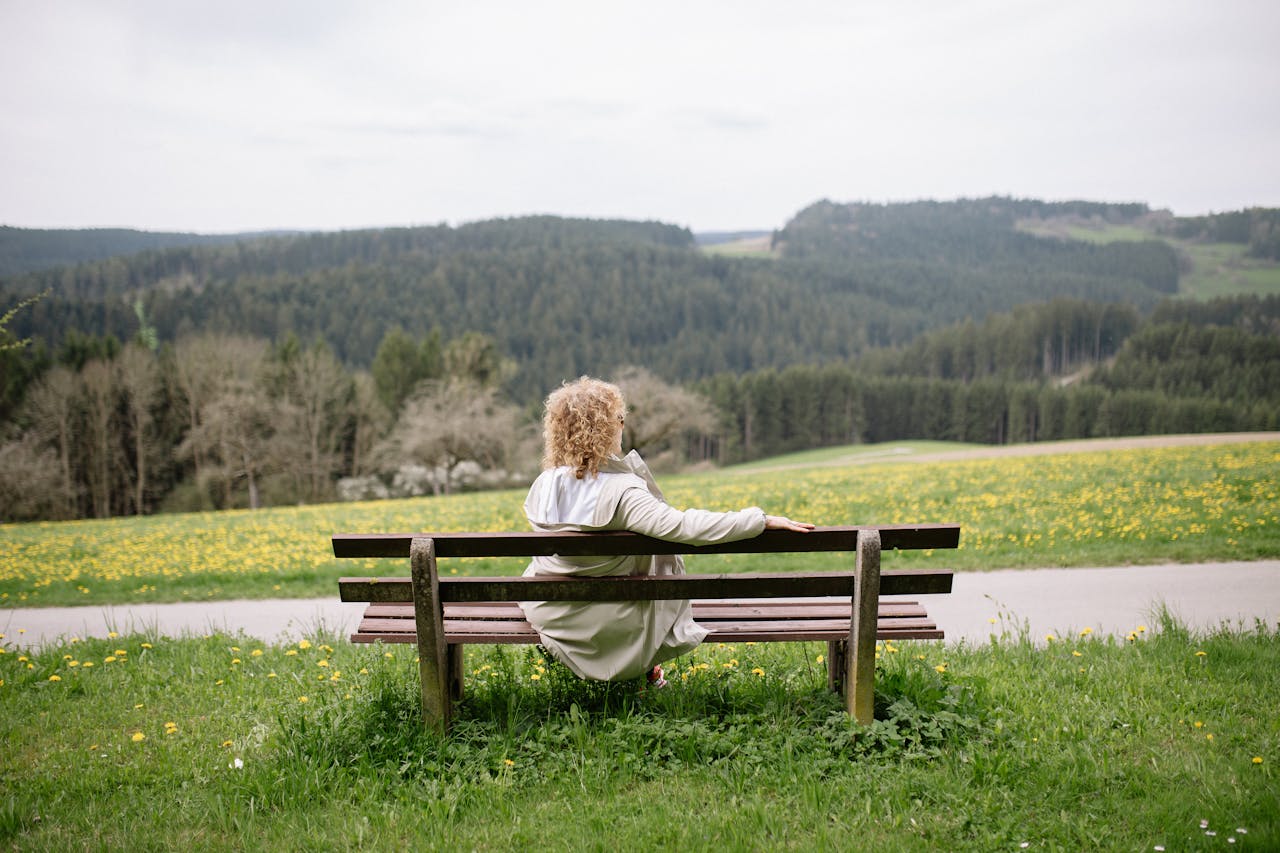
[520,376,813,687]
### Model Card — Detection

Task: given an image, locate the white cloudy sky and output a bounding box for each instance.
[1,0,1277,234]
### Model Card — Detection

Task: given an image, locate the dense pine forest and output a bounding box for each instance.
[1,198,1277,520]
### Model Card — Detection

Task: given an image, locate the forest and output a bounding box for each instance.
[1,197,1276,521]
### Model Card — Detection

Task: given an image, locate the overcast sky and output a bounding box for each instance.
[2,0,1277,234]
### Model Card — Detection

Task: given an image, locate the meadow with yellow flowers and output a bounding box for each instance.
[1,438,1277,849]
[3,439,1278,608]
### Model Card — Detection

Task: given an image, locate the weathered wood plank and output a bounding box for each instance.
[339,568,952,604]
[351,619,943,645]
[848,529,881,725]
[332,524,959,559]
[364,601,931,620]
[410,538,451,732]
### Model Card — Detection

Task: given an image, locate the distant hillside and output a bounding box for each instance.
[0,226,288,277]
[0,200,1206,404]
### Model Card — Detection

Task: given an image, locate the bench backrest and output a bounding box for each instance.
[332,524,959,559]
[334,524,958,604]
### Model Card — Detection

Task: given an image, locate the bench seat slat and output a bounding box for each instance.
[353,611,940,643]
[351,618,942,645]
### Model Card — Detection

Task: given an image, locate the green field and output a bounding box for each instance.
[3,439,1278,608]
[2,617,1275,849]
[1016,217,1280,300]
[698,234,778,258]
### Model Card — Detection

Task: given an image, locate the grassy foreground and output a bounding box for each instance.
[1,617,1275,850]
[2,440,1278,608]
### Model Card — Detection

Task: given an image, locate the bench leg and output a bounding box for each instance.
[449,644,464,702]
[411,537,452,732]
[827,639,847,694]
[847,529,882,725]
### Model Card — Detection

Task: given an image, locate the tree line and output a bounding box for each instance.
[697,295,1280,462]
[3,293,1274,522]
[1,201,1186,414]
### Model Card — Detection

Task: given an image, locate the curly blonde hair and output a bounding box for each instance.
[542,376,625,479]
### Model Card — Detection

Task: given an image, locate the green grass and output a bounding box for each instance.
[2,619,1276,850]
[722,440,982,471]
[1174,240,1280,300]
[1016,217,1280,300]
[3,440,1278,607]
[699,235,778,258]
[1016,220,1154,245]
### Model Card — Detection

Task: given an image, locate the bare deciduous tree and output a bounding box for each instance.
[375,380,521,495]
[118,343,160,514]
[22,366,79,516]
[613,366,718,468]
[269,343,351,502]
[350,371,390,477]
[80,359,119,518]
[0,434,69,522]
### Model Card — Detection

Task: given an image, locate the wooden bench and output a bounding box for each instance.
[333,524,958,731]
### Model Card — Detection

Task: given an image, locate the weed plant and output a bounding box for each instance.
[2,617,1276,850]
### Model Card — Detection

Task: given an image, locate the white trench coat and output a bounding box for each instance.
[520,450,766,681]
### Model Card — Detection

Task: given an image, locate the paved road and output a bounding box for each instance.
[4,562,1277,649]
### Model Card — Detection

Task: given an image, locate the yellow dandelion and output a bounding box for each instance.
[298,696,309,703]
[1254,757,1264,764]
[141,643,153,649]
[1194,721,1204,728]
[934,664,947,674]
[816,654,824,664]
[751,667,765,677]
[1072,651,1083,658]
[88,744,98,751]
[1206,734,1214,741]
[215,679,224,685]
[359,668,369,675]
[131,732,145,742]
[82,662,94,668]
[988,617,997,624]
[267,672,277,678]
[530,673,541,681]
[222,740,234,748]
[135,703,144,709]
[316,660,329,668]
[108,632,119,639]
[251,649,263,657]
[384,652,393,659]
[114,649,126,656]
[230,658,241,665]
[231,646,240,652]
[298,640,312,650]
[503,759,515,767]
[69,661,80,667]
[1079,627,1093,637]
[1195,651,1208,657]
[1045,634,1056,642]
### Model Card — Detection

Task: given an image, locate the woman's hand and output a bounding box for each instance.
[765,515,816,532]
